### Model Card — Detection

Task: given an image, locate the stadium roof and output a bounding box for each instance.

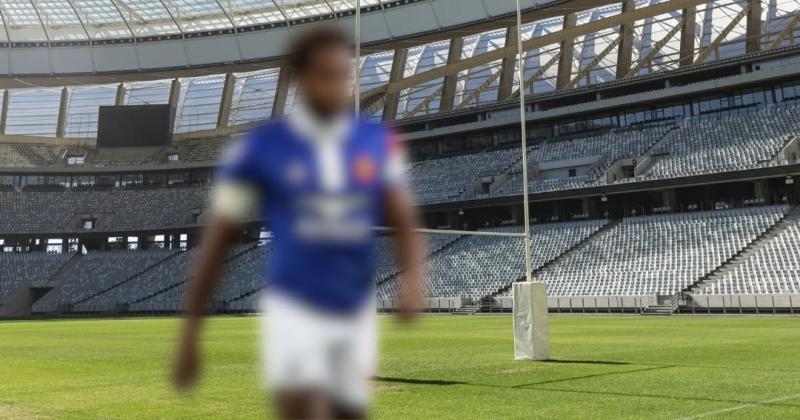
[0,0,586,81]
[0,0,385,41]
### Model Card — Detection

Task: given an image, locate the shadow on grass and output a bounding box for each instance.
[374,376,464,386]
[512,364,673,387]
[374,365,800,409]
[541,359,635,366]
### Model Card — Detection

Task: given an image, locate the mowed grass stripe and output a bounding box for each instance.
[0,315,798,419]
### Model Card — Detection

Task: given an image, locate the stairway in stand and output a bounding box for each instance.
[477,219,620,312]
[684,205,800,296]
[452,303,480,315]
[641,304,676,316]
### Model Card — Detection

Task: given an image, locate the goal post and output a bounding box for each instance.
[511,0,550,361]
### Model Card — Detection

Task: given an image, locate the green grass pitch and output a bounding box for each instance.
[1,315,799,419]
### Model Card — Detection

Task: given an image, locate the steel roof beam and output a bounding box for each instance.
[508,52,560,100]
[695,3,750,65]
[615,0,635,79]
[679,5,697,67]
[626,19,683,78]
[746,0,762,53]
[563,34,621,90]
[363,0,712,102]
[767,12,800,50]
[555,12,578,89]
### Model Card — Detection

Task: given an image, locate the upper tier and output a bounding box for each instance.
[2,102,800,228]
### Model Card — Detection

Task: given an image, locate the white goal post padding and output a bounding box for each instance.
[512,282,550,361]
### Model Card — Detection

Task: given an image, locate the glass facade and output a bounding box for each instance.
[65,85,118,138]
[4,89,61,137]
[229,69,281,126]
[175,75,226,134]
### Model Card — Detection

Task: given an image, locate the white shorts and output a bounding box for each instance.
[261,292,377,410]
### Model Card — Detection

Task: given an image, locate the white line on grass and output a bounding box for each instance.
[678,393,800,419]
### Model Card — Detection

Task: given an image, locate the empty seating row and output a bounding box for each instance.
[13,206,800,314]
[0,185,209,234]
[698,212,800,295]
[378,220,607,300]
[0,252,73,303]
[537,206,787,296]
[0,143,64,167]
[644,104,800,180]
[32,249,176,313]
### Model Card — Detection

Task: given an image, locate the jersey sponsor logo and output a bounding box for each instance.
[293,193,371,243]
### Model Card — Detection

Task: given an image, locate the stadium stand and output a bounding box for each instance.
[14,205,800,314]
[0,252,74,303]
[182,137,234,163]
[378,220,607,300]
[409,148,522,204]
[129,244,267,313]
[495,124,674,195]
[0,185,209,234]
[536,206,788,296]
[698,208,800,295]
[1,104,800,210]
[74,249,199,312]
[32,249,177,314]
[0,143,64,167]
[642,105,800,181]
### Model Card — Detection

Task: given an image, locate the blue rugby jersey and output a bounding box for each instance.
[218,114,400,313]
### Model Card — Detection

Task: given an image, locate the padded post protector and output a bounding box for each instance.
[513,282,550,361]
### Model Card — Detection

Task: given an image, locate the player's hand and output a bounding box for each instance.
[172,334,200,393]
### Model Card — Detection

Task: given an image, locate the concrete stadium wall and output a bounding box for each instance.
[689,294,800,311]
[0,286,33,317]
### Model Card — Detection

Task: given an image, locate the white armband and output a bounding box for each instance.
[212,182,261,223]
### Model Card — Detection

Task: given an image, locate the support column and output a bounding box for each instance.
[55,87,69,138]
[446,210,459,229]
[581,197,597,218]
[555,13,578,90]
[439,37,464,112]
[753,179,769,201]
[662,189,677,210]
[746,0,762,53]
[114,83,126,106]
[679,6,697,67]
[217,73,236,128]
[168,78,181,109]
[511,204,524,225]
[168,79,182,132]
[382,48,407,121]
[497,25,519,100]
[0,90,8,135]
[272,67,291,119]
[615,0,636,79]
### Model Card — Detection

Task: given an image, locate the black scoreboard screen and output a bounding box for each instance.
[97,105,175,147]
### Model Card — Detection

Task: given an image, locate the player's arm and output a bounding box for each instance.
[384,185,425,318]
[173,182,260,390]
[173,216,237,390]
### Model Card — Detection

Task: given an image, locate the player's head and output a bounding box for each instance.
[289,25,354,116]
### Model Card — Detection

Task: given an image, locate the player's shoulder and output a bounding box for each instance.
[240,118,294,153]
[356,118,389,135]
[355,119,394,149]
[248,118,291,141]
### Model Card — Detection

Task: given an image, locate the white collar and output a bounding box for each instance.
[287,103,352,145]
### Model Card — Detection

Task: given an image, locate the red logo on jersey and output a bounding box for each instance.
[354,154,377,185]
